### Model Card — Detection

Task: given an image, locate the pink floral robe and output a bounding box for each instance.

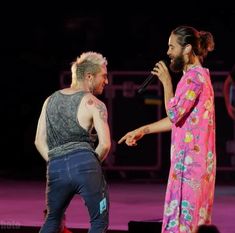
[161,66,216,233]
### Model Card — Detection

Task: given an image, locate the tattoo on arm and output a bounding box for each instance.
[96,102,108,122]
[87,99,94,105]
[87,98,107,122]
[143,127,150,134]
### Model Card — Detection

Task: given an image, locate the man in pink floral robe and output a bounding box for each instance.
[118,25,216,233]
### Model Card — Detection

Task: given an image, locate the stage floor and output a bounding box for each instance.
[0,177,235,233]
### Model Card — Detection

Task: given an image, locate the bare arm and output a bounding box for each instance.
[118,60,173,147]
[86,96,111,162]
[118,117,172,146]
[34,98,49,161]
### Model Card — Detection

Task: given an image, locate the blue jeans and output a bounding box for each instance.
[39,149,109,233]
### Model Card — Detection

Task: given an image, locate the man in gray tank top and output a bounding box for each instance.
[35,51,111,233]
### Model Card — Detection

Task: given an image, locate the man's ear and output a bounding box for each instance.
[85,73,93,81]
[184,44,192,54]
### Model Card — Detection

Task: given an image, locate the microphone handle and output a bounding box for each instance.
[137,74,154,94]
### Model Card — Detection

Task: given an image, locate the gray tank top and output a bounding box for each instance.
[46,90,96,159]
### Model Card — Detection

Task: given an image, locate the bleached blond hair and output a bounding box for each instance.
[71,51,108,88]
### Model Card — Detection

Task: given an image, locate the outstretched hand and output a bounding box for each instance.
[118,129,144,146]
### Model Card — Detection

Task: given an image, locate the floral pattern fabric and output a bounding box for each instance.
[161,67,216,233]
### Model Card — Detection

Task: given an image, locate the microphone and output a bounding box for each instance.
[137,73,155,94]
[137,59,169,94]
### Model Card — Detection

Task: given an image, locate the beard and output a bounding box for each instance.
[169,52,185,73]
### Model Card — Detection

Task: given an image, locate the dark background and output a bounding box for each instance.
[1,4,235,181]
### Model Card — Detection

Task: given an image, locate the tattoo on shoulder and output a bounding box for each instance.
[86,98,107,122]
[87,99,94,105]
